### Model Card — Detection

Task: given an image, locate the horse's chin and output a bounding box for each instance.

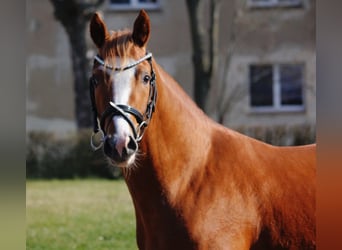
[108,155,135,169]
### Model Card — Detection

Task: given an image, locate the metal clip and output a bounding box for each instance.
[136,121,148,142]
[90,130,105,151]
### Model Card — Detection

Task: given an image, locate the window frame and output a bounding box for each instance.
[107,0,161,11]
[249,63,305,113]
[247,0,303,8]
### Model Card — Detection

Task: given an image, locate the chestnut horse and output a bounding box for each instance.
[89,10,315,250]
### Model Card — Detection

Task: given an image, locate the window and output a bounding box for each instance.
[248,0,303,8]
[249,64,304,112]
[108,0,160,10]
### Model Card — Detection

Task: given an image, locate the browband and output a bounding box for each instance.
[94,52,153,71]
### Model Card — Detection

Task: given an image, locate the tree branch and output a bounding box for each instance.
[216,2,238,114]
[208,0,221,76]
[218,83,247,122]
[79,0,105,20]
[79,0,105,10]
[50,0,105,24]
[186,0,205,73]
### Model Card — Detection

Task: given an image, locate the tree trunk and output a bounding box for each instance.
[194,71,211,111]
[186,0,220,113]
[186,0,206,111]
[65,22,92,128]
[50,0,104,129]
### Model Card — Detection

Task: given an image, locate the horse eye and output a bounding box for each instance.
[143,75,150,84]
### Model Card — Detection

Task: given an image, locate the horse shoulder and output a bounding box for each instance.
[206,126,316,249]
[175,126,264,248]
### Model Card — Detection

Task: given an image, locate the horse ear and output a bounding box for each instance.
[132,10,151,47]
[90,12,109,48]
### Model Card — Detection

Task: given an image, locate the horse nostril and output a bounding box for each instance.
[103,135,137,162]
[127,136,138,152]
[121,136,137,159]
[103,137,115,156]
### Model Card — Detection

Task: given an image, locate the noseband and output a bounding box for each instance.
[89,52,157,150]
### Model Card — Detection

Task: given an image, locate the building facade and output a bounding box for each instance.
[26,0,315,137]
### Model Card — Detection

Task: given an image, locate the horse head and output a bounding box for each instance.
[89,10,156,168]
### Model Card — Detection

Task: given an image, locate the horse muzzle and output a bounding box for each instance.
[90,102,144,167]
[103,133,138,166]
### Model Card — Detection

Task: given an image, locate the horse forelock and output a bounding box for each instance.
[100,29,143,71]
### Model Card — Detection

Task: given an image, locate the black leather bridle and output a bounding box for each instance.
[89,52,157,150]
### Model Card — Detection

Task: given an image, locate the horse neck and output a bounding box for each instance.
[124,61,212,205]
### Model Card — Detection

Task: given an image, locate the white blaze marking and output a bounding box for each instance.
[112,62,134,104]
[97,57,136,139]
[110,58,135,150]
[96,57,137,165]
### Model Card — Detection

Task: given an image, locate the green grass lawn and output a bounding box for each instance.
[26,179,137,250]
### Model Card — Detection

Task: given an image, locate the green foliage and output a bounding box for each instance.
[26,123,315,179]
[26,130,122,179]
[26,179,136,250]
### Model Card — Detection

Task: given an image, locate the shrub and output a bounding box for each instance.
[235,123,316,146]
[26,130,122,179]
[27,124,315,179]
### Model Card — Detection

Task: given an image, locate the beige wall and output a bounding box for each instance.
[26,0,315,133]
[27,0,75,133]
